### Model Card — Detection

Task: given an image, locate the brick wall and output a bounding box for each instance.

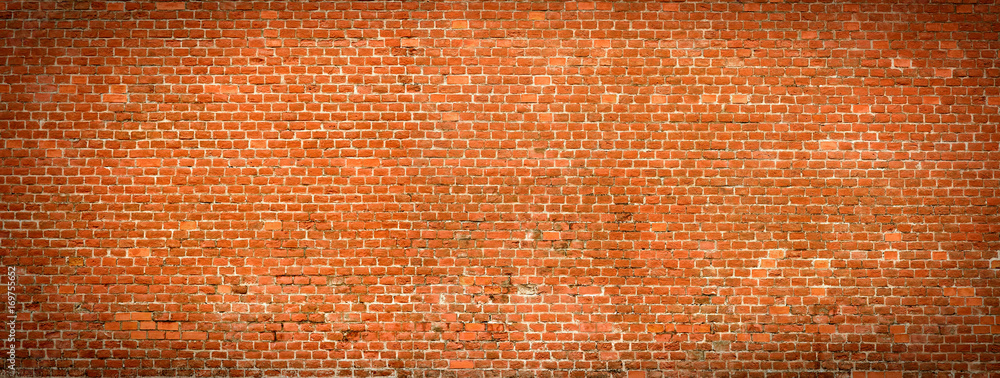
[2,0,999,376]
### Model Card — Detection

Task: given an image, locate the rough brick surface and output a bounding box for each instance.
[1,0,999,377]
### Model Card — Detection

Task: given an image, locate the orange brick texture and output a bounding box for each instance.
[1,0,999,377]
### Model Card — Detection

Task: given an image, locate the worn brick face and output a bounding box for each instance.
[1,0,999,377]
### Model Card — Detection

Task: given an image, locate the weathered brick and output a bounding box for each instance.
[3,1,998,377]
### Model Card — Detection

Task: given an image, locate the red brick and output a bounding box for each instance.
[155,2,185,10]
[135,159,159,167]
[103,94,127,102]
[4,2,997,376]
[819,141,839,150]
[447,76,469,85]
[450,360,475,369]
[182,332,207,340]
